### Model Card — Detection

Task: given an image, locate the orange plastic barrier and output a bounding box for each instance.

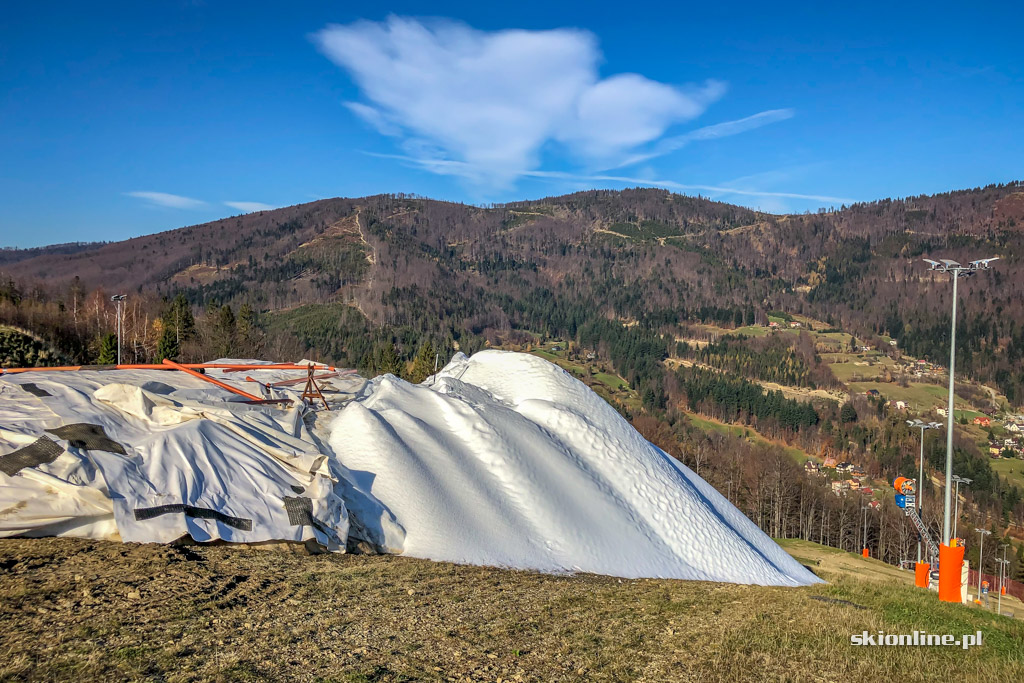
[938,544,965,603]
[862,548,869,558]
[915,562,930,588]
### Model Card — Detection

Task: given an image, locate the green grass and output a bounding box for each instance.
[684,412,807,462]
[847,381,979,413]
[991,457,1024,490]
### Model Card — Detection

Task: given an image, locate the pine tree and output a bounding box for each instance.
[97,333,118,364]
[214,305,236,357]
[408,340,436,383]
[375,342,402,376]
[155,326,179,362]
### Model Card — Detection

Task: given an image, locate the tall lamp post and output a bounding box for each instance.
[996,543,1010,615]
[110,294,127,365]
[951,474,971,541]
[974,527,991,599]
[907,419,941,564]
[995,557,1009,615]
[923,257,999,545]
[861,502,871,557]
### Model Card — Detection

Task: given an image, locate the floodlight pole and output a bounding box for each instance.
[943,275,959,546]
[861,503,870,556]
[923,257,998,546]
[951,475,970,541]
[908,420,939,563]
[111,294,127,365]
[975,528,990,599]
[997,544,1009,615]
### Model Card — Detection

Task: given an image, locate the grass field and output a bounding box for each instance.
[1,537,1020,682]
[684,413,809,463]
[991,457,1024,490]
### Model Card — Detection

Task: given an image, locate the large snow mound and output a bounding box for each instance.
[329,350,821,586]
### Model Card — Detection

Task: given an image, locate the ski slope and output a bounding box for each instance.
[329,351,820,586]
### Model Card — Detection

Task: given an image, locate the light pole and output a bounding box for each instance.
[995,557,1009,615]
[907,419,941,563]
[923,257,999,545]
[861,502,871,557]
[951,475,971,541]
[997,543,1010,615]
[974,527,991,599]
[110,294,126,365]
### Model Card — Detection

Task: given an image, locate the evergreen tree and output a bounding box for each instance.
[840,402,858,423]
[236,302,261,356]
[97,333,118,364]
[155,325,179,362]
[408,340,436,383]
[214,305,236,357]
[374,342,402,376]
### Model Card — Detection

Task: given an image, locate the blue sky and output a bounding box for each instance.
[1,1,1021,247]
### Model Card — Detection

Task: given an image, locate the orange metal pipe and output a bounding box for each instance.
[1,363,332,375]
[160,359,264,401]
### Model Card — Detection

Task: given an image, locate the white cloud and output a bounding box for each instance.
[364,153,852,207]
[609,108,796,169]
[224,201,275,213]
[314,17,738,186]
[125,191,207,209]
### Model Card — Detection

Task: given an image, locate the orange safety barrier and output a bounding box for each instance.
[862,548,869,558]
[915,562,930,588]
[938,544,965,603]
[160,359,263,401]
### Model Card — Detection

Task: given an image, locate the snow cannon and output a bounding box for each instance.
[893,477,916,495]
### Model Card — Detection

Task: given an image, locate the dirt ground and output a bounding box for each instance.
[1,537,1022,682]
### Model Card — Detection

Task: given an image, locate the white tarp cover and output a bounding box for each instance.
[0,363,349,549]
[329,350,821,586]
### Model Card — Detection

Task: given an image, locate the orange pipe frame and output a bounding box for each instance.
[160,359,264,401]
[0,362,333,375]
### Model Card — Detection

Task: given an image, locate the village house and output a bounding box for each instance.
[789,321,802,328]
[890,400,907,411]
[973,416,992,427]
[804,460,819,474]
[836,461,853,474]
[768,321,779,329]
[866,389,880,397]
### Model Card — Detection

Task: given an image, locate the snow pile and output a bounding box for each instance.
[2,351,819,586]
[329,350,820,586]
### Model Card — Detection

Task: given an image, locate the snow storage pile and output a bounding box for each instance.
[1,351,819,586]
[0,363,350,549]
[329,351,820,586]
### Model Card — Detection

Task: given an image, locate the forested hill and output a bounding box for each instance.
[3,181,1024,404]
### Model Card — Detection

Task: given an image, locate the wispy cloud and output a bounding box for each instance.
[125,191,207,209]
[608,108,795,169]
[365,152,850,205]
[224,201,275,213]
[314,16,744,187]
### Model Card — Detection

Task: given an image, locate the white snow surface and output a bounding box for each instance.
[328,350,820,586]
